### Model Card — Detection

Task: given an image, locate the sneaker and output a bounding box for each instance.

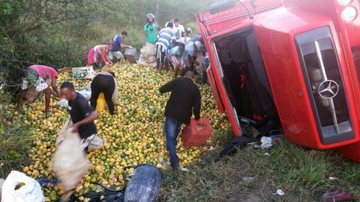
[173,165,189,172]
[179,166,189,172]
[159,163,173,172]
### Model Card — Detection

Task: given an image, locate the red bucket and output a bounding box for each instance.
[182,118,212,147]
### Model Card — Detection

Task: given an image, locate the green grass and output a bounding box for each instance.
[0,94,33,178]
[160,138,360,201]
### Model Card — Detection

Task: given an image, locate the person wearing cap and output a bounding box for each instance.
[168,38,189,77]
[155,22,176,71]
[109,31,132,63]
[86,42,113,68]
[144,13,158,45]
[16,65,60,113]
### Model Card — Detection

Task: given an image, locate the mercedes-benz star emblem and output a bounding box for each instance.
[318,80,339,99]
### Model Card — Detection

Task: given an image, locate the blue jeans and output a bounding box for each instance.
[164,117,182,168]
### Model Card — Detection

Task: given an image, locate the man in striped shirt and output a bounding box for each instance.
[155,22,176,71]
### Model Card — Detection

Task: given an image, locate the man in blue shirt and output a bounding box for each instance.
[168,39,189,77]
[109,31,132,63]
[155,22,176,71]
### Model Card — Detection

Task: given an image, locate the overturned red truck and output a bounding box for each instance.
[197,0,360,162]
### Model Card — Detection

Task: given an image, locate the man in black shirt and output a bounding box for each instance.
[60,82,98,144]
[159,71,201,170]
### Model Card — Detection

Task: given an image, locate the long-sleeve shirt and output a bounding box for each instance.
[159,77,201,124]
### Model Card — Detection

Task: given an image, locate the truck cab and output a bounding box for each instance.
[197,0,360,161]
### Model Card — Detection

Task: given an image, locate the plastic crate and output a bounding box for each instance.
[124,48,139,63]
[72,66,94,79]
[181,118,212,147]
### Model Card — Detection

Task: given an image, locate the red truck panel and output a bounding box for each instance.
[197,0,360,156]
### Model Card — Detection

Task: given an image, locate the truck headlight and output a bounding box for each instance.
[342,6,357,22]
[337,0,352,6]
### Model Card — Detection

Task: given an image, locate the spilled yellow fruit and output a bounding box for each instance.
[4,63,230,199]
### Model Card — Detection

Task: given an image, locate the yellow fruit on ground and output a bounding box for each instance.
[9,63,230,199]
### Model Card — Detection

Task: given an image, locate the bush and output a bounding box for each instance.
[0,93,33,178]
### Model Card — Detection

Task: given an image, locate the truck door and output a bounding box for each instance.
[206,66,225,113]
[209,42,243,136]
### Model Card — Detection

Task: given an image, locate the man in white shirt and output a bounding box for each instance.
[172,18,185,40]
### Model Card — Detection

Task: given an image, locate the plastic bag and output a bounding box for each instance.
[1,171,45,202]
[77,90,92,100]
[56,99,69,109]
[52,128,91,193]
[35,77,49,92]
[80,134,104,152]
[20,79,29,90]
[0,178,4,201]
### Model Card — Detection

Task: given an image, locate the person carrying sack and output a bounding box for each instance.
[60,82,103,152]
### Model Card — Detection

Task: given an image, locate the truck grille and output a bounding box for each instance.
[295,26,353,144]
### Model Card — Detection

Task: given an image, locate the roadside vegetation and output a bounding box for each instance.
[0,92,33,178]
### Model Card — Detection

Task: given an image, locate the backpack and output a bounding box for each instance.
[219,135,256,158]
[70,164,162,202]
[77,183,125,202]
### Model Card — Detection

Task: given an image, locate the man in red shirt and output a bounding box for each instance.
[16,65,60,113]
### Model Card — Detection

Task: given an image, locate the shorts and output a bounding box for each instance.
[109,51,124,60]
[87,48,96,65]
[156,45,166,63]
[168,55,186,69]
[87,49,102,64]
[24,67,39,88]
[22,67,52,92]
